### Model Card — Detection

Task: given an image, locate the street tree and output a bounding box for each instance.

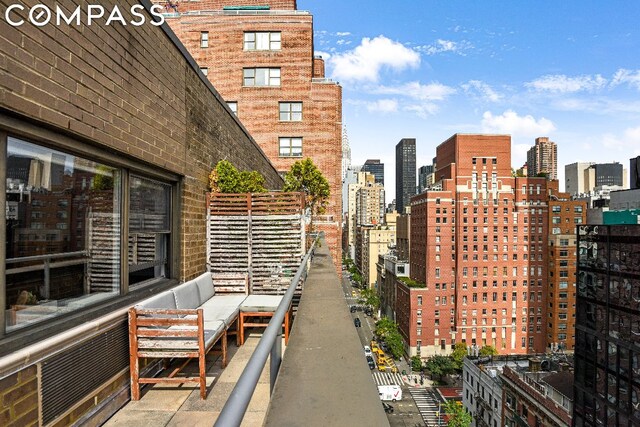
[443,400,472,427]
[411,355,423,372]
[450,342,468,371]
[424,355,456,381]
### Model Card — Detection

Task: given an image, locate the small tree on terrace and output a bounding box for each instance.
[283,158,330,233]
[479,345,499,357]
[209,160,266,193]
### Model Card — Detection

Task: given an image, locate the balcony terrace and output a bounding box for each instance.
[105,238,388,426]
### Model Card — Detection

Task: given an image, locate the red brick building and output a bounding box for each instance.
[409,134,549,356]
[546,186,586,352]
[162,0,343,268]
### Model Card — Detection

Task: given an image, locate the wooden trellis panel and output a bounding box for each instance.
[207,193,305,295]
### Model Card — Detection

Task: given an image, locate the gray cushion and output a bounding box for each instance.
[167,321,225,349]
[138,290,177,310]
[173,281,200,309]
[194,272,215,304]
[240,295,283,312]
[200,295,246,326]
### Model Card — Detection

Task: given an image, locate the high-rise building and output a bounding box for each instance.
[346,172,375,258]
[573,224,640,427]
[547,187,586,352]
[565,162,627,196]
[164,0,343,269]
[527,137,557,180]
[409,134,549,356]
[395,138,416,214]
[342,125,351,182]
[355,182,385,226]
[362,159,384,185]
[631,156,640,190]
[418,164,434,193]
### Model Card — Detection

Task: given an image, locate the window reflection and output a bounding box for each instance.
[5,137,121,331]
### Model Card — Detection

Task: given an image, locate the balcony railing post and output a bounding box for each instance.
[270,331,282,394]
[43,258,50,300]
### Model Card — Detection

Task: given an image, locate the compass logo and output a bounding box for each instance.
[4,3,165,27]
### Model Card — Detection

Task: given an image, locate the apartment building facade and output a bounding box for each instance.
[547,190,586,352]
[527,137,558,180]
[410,134,549,356]
[163,0,343,268]
[573,224,640,427]
[1,1,283,424]
[396,138,416,214]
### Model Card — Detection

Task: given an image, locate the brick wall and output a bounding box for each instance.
[166,8,343,271]
[174,0,297,12]
[1,0,283,282]
[0,366,38,427]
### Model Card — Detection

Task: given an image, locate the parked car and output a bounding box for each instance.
[364,345,372,356]
[366,355,375,369]
[382,402,394,413]
[350,305,357,313]
[354,317,361,327]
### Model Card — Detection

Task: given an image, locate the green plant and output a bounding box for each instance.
[411,355,423,371]
[479,345,498,357]
[374,317,404,359]
[209,160,266,193]
[283,158,330,232]
[443,400,472,427]
[397,276,426,288]
[425,355,456,380]
[450,342,467,371]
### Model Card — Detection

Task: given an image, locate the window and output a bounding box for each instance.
[243,67,281,87]
[417,296,422,306]
[279,102,302,121]
[243,31,281,50]
[129,176,172,287]
[200,31,209,48]
[227,102,238,116]
[2,137,122,332]
[200,67,208,76]
[279,137,302,157]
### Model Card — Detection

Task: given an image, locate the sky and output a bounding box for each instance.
[298,0,640,200]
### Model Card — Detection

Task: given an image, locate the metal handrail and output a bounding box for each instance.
[214,234,319,427]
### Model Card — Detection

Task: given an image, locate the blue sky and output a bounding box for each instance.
[299,0,640,196]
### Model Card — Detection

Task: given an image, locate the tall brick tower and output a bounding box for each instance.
[409,134,549,356]
[162,0,343,269]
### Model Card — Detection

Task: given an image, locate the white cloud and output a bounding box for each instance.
[525,74,607,93]
[481,110,556,136]
[336,31,351,36]
[372,81,456,101]
[611,68,640,90]
[416,39,472,55]
[602,126,640,155]
[329,35,420,82]
[462,80,502,102]
[366,99,399,113]
[403,103,439,118]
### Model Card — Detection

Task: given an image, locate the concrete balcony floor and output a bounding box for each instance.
[105,240,388,426]
[105,335,273,426]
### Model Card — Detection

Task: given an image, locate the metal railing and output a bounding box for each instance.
[214,234,319,427]
[6,251,88,300]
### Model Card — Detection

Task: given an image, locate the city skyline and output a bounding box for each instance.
[303,0,640,199]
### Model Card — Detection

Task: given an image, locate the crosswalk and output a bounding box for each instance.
[409,388,441,426]
[372,371,404,386]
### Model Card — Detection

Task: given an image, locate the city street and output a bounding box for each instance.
[341,271,430,427]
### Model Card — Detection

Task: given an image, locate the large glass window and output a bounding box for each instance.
[278,137,302,157]
[243,68,281,87]
[244,32,281,51]
[128,176,171,286]
[5,137,121,331]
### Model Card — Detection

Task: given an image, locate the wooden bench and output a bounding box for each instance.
[128,273,292,400]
